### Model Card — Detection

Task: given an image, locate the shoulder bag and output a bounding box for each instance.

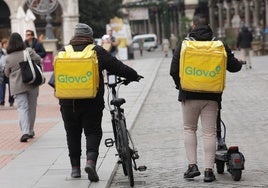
[19,49,45,86]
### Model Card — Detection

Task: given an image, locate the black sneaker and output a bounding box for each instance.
[20,134,30,142]
[71,167,81,178]
[184,164,201,179]
[85,160,99,182]
[204,169,216,182]
[28,131,35,138]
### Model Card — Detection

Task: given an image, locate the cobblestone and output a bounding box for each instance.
[110,53,268,188]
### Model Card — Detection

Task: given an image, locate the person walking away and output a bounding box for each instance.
[138,39,144,56]
[0,38,15,107]
[4,33,42,142]
[107,29,120,57]
[0,41,4,105]
[162,38,170,57]
[170,14,243,182]
[56,23,142,181]
[24,29,46,58]
[101,34,112,52]
[170,33,178,55]
[237,26,253,69]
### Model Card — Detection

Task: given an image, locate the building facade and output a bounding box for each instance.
[0,0,79,46]
[123,0,268,51]
[1,0,268,53]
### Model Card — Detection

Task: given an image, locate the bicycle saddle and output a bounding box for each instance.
[111,98,126,106]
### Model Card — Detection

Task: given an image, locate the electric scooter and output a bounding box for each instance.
[215,110,245,181]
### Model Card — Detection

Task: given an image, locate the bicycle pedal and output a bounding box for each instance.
[132,153,139,159]
[105,138,114,147]
[137,165,147,171]
[117,158,123,164]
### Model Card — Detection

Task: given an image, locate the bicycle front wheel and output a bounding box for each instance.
[118,120,134,187]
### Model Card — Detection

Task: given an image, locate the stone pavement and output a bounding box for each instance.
[110,52,268,188]
[0,49,164,188]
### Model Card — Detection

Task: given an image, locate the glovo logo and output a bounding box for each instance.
[185,65,221,78]
[58,71,92,83]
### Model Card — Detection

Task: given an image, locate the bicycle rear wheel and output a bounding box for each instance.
[118,120,134,187]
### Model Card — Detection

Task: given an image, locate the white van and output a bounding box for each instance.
[132,34,157,51]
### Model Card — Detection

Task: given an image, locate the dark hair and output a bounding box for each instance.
[26,29,34,36]
[6,32,26,54]
[192,14,209,27]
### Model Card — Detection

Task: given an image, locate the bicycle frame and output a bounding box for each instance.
[104,75,146,187]
[109,82,125,151]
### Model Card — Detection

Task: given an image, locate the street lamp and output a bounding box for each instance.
[27,0,58,39]
[45,0,55,39]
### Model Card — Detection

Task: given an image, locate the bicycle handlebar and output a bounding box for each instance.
[106,75,144,87]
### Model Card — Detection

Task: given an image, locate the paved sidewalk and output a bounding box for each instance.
[0,54,163,188]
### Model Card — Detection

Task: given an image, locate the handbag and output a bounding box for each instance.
[19,49,45,86]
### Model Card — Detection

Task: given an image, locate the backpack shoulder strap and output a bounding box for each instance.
[64,45,74,52]
[82,44,95,52]
[211,37,216,41]
[185,37,196,41]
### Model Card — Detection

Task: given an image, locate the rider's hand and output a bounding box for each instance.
[123,75,143,85]
[123,79,131,85]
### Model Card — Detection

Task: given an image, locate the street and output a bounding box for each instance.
[110,49,268,188]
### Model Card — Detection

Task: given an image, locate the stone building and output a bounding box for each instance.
[123,0,268,52]
[1,0,268,54]
[0,0,79,48]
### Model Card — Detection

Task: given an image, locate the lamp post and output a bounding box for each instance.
[27,0,59,56]
[217,0,224,39]
[45,0,55,39]
[27,0,58,39]
[177,0,184,40]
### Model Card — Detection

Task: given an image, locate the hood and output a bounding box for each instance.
[188,25,214,41]
[242,26,249,32]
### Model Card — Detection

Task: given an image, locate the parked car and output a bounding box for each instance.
[132,34,158,51]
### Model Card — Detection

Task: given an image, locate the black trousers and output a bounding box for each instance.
[60,105,103,166]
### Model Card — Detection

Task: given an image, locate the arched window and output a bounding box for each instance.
[0,0,11,37]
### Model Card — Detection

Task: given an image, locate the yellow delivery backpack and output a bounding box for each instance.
[179,38,227,93]
[54,44,99,99]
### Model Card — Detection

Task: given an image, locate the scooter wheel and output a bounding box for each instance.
[232,169,242,181]
[216,160,225,174]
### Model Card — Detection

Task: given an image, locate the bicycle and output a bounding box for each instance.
[104,74,146,187]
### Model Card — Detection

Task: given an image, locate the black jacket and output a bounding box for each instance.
[59,44,139,109]
[170,25,242,104]
[24,38,47,58]
[237,27,253,49]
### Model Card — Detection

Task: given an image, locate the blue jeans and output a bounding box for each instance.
[0,76,14,105]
